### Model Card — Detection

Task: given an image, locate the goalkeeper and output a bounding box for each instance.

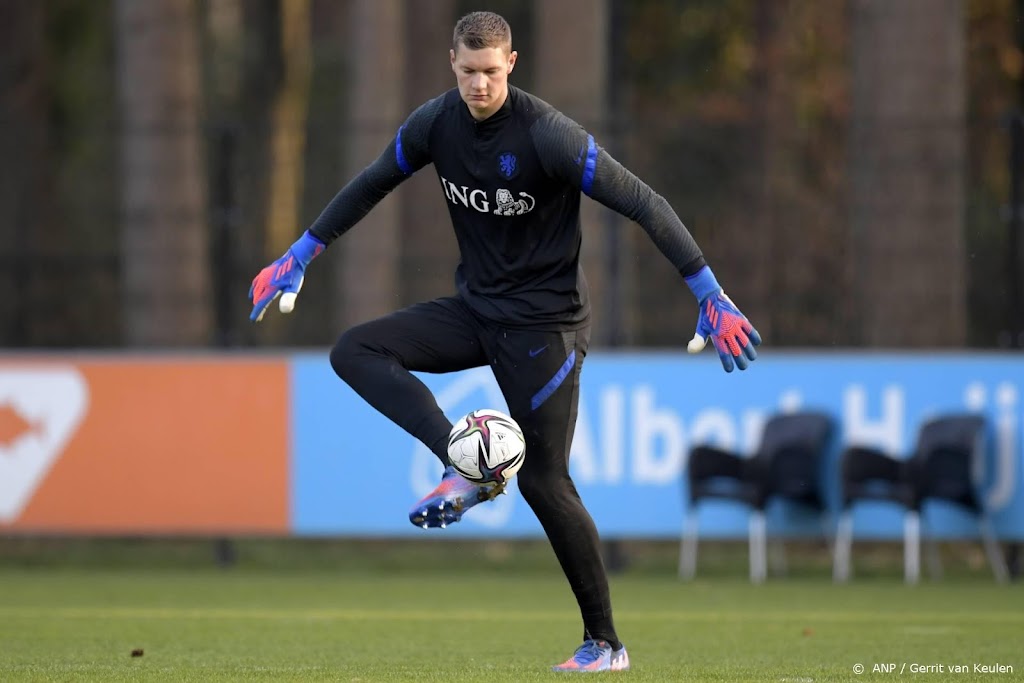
[249,10,759,674]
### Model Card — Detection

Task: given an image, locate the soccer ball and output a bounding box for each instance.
[446,409,526,484]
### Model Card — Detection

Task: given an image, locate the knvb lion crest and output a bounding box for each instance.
[498,152,518,179]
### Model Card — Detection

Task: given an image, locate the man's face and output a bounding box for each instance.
[450,43,517,121]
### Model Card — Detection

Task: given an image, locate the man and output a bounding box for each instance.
[249,10,760,673]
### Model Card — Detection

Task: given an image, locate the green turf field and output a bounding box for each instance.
[0,551,1021,683]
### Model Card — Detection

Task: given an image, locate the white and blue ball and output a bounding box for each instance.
[446,409,526,484]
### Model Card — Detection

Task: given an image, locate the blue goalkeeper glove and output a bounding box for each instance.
[248,230,325,322]
[684,266,761,372]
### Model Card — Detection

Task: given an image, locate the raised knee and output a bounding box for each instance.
[329,326,370,381]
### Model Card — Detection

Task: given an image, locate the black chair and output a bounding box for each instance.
[679,411,835,583]
[833,414,1008,584]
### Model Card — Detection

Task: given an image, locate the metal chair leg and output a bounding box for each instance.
[904,510,920,585]
[924,516,943,581]
[833,510,853,583]
[679,508,699,580]
[749,510,767,584]
[979,516,1009,584]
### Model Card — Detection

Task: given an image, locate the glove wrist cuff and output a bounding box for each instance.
[290,230,325,266]
[684,265,721,303]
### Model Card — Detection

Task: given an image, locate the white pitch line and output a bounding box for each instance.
[0,606,1020,623]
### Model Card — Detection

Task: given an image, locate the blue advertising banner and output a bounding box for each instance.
[290,352,1024,540]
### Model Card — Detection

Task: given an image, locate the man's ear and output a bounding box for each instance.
[450,49,457,71]
[508,50,518,74]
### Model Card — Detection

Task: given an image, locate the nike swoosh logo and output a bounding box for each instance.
[529,345,549,358]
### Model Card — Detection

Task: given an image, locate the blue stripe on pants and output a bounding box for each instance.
[531,350,577,411]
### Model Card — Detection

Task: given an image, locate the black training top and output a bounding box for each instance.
[308,85,705,330]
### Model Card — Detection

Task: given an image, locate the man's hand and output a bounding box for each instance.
[684,266,761,372]
[249,230,325,322]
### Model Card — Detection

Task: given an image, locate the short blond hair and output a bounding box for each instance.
[452,11,512,53]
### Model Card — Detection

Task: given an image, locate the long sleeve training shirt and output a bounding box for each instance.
[308,85,705,330]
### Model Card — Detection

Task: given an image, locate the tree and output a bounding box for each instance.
[848,0,967,346]
[747,0,848,345]
[116,0,211,345]
[265,0,312,260]
[0,2,49,345]
[335,0,405,329]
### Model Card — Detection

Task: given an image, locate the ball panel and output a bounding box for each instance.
[447,430,486,482]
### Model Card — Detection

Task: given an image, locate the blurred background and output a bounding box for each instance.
[1,3,1023,678]
[2,0,1024,576]
[1,0,1021,351]
[2,7,1024,679]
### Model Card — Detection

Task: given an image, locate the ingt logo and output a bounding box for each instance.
[0,369,88,523]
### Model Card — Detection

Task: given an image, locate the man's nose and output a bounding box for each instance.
[471,74,487,91]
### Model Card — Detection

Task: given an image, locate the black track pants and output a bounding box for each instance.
[329,296,620,648]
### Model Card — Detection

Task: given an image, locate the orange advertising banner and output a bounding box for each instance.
[0,358,289,534]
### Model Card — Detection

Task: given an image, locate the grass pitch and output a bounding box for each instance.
[0,543,1021,682]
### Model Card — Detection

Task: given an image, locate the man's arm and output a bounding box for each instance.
[308,95,444,245]
[248,95,445,321]
[531,111,760,372]
[530,111,705,277]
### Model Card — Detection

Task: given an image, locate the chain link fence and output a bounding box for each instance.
[1,0,1020,349]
